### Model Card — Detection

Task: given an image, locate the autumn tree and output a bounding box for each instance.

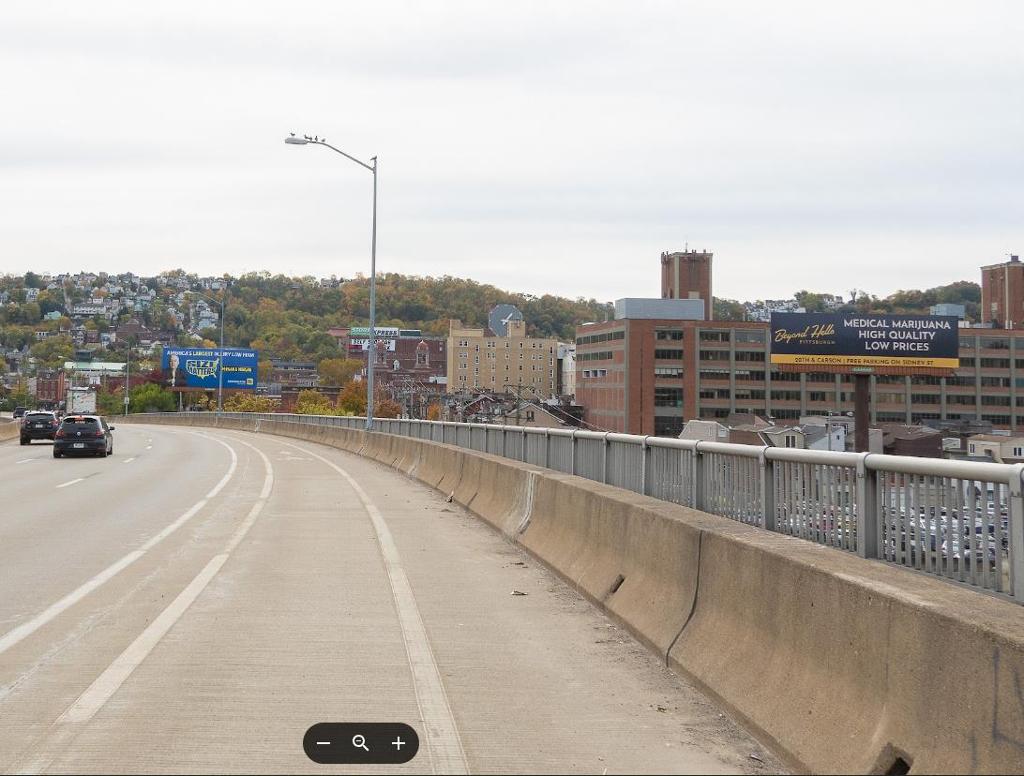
[318,357,363,386]
[374,398,402,419]
[336,380,367,416]
[224,393,279,412]
[294,389,335,415]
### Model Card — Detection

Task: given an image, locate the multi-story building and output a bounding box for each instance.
[660,249,712,319]
[328,326,447,386]
[576,251,1024,436]
[981,255,1024,328]
[577,316,1024,436]
[446,317,559,398]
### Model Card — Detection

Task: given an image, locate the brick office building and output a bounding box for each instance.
[577,252,1024,436]
[660,249,712,319]
[327,327,447,385]
[577,318,1024,436]
[981,255,1024,328]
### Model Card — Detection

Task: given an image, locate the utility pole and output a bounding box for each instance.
[124,346,130,416]
[505,380,529,426]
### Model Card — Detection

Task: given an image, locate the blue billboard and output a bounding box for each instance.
[162,347,258,390]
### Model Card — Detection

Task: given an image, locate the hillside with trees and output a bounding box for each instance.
[714,280,981,322]
[209,272,613,361]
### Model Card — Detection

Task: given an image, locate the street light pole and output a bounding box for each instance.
[285,134,378,432]
[218,295,225,413]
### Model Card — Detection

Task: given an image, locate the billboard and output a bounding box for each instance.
[770,313,959,370]
[162,347,258,390]
[348,327,398,352]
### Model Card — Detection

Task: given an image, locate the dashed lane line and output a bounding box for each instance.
[0,436,238,659]
[18,439,275,774]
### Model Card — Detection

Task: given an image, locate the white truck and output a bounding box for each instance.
[68,387,97,414]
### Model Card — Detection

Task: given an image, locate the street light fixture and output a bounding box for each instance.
[188,289,227,413]
[284,133,378,431]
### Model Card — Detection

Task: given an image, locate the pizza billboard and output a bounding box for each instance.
[769,313,959,370]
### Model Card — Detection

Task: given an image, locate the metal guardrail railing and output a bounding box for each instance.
[158,412,1024,602]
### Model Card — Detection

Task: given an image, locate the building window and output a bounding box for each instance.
[980,376,1010,387]
[699,330,731,342]
[700,369,730,382]
[982,414,1011,425]
[655,330,683,340]
[654,349,684,360]
[654,387,684,407]
[877,412,907,422]
[733,330,766,344]
[980,337,1010,350]
[771,390,801,401]
[982,395,1011,407]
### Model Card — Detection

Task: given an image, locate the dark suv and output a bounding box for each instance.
[20,411,59,445]
[53,415,115,458]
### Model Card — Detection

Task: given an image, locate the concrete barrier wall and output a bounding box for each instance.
[124,415,1024,774]
[0,421,19,444]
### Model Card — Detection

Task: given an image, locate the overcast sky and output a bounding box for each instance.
[1,1,1021,303]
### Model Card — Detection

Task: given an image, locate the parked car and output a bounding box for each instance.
[53,415,115,458]
[20,411,59,445]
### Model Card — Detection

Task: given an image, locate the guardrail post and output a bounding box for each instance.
[760,450,776,531]
[520,428,528,463]
[693,442,704,511]
[856,454,879,559]
[544,429,551,469]
[570,429,577,476]
[602,432,610,484]
[640,437,650,496]
[1009,466,1024,600]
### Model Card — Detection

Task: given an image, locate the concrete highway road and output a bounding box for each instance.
[0,425,781,774]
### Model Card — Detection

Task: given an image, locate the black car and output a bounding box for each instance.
[12,406,26,420]
[53,415,115,458]
[20,411,59,444]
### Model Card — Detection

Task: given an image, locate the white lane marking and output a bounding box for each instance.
[16,459,33,464]
[123,457,135,464]
[23,438,275,769]
[0,552,145,656]
[58,554,228,726]
[275,438,469,775]
[0,437,238,659]
[55,478,84,489]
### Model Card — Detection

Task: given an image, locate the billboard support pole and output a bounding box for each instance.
[854,374,870,452]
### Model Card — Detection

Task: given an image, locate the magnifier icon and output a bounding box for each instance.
[352,734,370,752]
